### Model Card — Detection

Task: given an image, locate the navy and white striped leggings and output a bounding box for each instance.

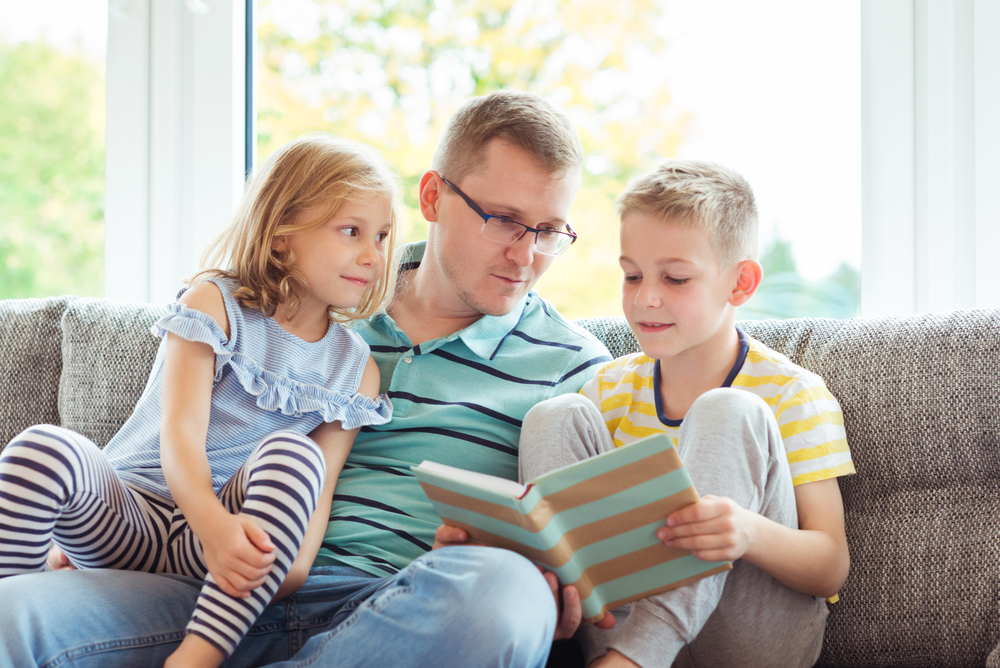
[0,424,327,658]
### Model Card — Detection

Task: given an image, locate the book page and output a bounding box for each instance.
[413,460,528,498]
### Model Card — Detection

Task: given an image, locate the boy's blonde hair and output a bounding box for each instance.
[432,89,583,182]
[616,160,758,269]
[194,133,400,323]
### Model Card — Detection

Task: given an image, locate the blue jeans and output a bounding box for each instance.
[0,546,556,668]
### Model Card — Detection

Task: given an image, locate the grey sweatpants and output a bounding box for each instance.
[519,389,828,668]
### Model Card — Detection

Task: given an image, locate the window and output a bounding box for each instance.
[254,0,860,319]
[0,1,108,299]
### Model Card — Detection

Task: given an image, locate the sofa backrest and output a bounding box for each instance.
[2,299,999,665]
[0,296,77,448]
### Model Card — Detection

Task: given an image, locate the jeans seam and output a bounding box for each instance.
[39,632,187,668]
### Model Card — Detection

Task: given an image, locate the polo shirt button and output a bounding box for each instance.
[403,356,412,364]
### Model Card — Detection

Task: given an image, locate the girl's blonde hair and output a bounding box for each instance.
[193,133,401,323]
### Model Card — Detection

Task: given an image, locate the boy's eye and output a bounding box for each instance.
[623,274,641,283]
[339,227,359,237]
[665,276,689,285]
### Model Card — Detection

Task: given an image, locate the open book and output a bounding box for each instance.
[412,433,731,622]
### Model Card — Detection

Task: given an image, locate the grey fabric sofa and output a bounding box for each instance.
[2,295,999,667]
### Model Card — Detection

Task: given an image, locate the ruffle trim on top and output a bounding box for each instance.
[151,303,393,429]
[151,303,234,381]
[227,352,393,428]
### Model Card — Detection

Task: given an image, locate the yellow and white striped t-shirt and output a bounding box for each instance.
[579,330,855,486]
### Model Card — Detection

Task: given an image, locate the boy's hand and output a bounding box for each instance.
[657,494,757,562]
[199,512,276,598]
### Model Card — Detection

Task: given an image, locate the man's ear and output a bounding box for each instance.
[729,259,763,307]
[418,170,443,223]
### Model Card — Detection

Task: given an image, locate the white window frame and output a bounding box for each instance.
[862,0,1000,316]
[104,1,1000,315]
[105,0,248,304]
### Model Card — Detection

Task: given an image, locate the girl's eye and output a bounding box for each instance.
[339,227,359,237]
[623,274,641,283]
[376,232,389,243]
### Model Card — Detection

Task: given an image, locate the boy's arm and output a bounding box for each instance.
[660,477,849,599]
[274,356,380,600]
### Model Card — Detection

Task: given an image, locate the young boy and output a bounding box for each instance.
[519,160,855,668]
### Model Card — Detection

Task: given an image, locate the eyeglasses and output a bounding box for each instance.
[440,176,578,256]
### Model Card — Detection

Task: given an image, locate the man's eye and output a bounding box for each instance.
[339,227,359,237]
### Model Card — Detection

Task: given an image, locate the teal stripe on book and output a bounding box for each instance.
[527,433,675,499]
[548,469,693,532]
[430,467,690,551]
[544,520,664,584]
[578,554,729,619]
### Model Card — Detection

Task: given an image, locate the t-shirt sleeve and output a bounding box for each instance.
[776,375,856,486]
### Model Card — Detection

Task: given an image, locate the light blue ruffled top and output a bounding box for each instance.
[103,277,392,501]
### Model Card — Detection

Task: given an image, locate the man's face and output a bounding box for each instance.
[427,139,580,317]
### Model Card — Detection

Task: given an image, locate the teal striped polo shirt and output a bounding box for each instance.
[315,241,612,576]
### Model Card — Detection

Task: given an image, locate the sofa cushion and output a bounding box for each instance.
[0,296,76,452]
[58,298,167,447]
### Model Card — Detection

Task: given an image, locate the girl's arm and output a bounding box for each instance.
[160,282,276,598]
[273,356,381,600]
[659,478,850,598]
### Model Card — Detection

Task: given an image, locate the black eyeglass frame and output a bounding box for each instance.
[440,176,578,256]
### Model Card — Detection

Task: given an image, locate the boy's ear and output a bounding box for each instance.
[418,171,443,223]
[729,259,763,307]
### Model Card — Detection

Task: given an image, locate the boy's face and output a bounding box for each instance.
[619,212,742,363]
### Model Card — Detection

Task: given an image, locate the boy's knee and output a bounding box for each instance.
[688,388,773,430]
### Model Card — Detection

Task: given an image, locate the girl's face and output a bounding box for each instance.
[279,193,393,314]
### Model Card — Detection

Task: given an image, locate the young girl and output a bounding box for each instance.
[0,133,400,668]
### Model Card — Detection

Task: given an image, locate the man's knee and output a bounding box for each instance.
[421,546,556,664]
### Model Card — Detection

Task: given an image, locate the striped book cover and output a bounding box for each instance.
[412,433,731,622]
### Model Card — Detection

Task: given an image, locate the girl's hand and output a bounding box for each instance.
[198,512,276,598]
[46,545,77,571]
[657,494,757,562]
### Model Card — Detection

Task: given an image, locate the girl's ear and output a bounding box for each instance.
[272,235,287,253]
[729,259,763,307]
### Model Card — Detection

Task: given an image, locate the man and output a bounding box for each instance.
[0,90,612,668]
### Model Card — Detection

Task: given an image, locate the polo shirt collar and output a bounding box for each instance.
[375,240,530,361]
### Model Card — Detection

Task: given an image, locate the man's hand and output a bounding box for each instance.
[432,524,473,550]
[657,494,757,562]
[198,513,276,598]
[45,545,77,571]
[542,570,616,640]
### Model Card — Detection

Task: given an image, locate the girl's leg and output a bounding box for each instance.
[0,424,170,576]
[168,430,327,658]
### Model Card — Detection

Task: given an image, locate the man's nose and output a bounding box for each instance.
[506,231,537,267]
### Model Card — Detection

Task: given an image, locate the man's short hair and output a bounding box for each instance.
[432,90,583,183]
[616,159,759,268]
